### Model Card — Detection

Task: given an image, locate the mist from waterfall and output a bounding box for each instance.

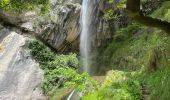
[80,0,93,74]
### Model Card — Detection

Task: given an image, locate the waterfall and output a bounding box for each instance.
[67,0,97,99]
[80,0,94,74]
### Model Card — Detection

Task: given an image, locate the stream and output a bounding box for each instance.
[67,89,77,100]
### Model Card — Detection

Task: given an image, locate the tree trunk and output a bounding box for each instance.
[126,0,170,34]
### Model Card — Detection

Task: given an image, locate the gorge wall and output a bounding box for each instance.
[0,0,129,99]
[0,0,127,53]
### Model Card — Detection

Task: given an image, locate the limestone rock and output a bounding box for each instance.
[33,1,81,52]
[0,28,46,100]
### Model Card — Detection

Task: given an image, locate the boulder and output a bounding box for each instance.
[0,28,46,100]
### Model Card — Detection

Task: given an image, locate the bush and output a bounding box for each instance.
[29,40,97,96]
[29,40,55,66]
[83,70,142,100]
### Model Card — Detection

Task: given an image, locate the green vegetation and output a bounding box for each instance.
[8,0,170,99]
[97,22,169,71]
[28,1,170,99]
[29,40,97,98]
[103,0,126,21]
[0,0,50,12]
[141,67,170,100]
[26,1,170,100]
[83,2,170,100]
[83,70,142,100]
[85,22,170,99]
[108,0,126,8]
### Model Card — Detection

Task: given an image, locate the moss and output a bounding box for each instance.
[152,1,170,20]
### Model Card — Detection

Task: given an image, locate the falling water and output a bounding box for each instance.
[67,0,96,99]
[66,89,76,100]
[80,0,93,74]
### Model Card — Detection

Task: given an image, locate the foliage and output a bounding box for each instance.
[108,0,126,8]
[103,9,115,21]
[141,67,170,100]
[29,1,170,99]
[29,40,55,66]
[95,24,170,99]
[95,2,170,99]
[105,0,161,21]
[152,1,170,21]
[0,0,50,12]
[104,0,126,21]
[29,40,97,96]
[83,70,142,100]
[96,23,143,71]
[103,9,122,21]
[141,1,162,15]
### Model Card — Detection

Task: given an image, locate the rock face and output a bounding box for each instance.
[36,0,128,51]
[0,0,130,98]
[0,0,129,75]
[91,0,129,48]
[37,1,82,52]
[0,0,124,52]
[0,28,45,100]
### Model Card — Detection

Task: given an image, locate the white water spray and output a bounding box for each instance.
[80,0,93,74]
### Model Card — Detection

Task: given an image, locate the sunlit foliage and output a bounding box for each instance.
[29,40,97,97]
[0,0,50,12]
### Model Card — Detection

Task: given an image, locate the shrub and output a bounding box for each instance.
[29,40,97,96]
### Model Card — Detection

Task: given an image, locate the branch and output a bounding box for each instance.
[126,0,170,34]
[134,15,170,33]
[160,0,170,1]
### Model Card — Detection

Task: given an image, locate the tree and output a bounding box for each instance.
[126,0,170,34]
